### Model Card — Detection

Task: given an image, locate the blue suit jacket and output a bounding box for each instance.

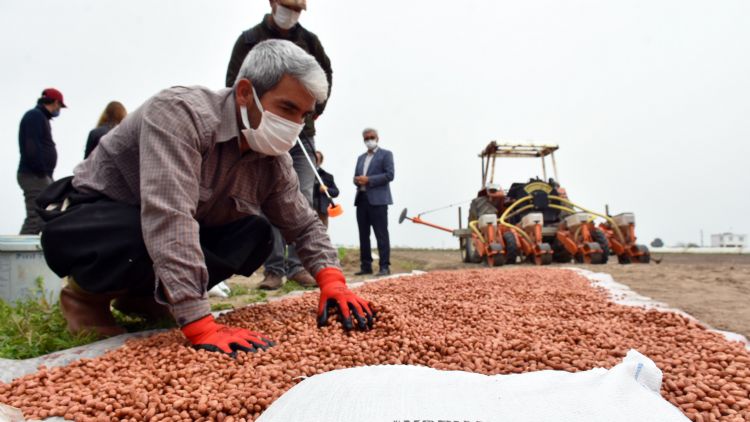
[354,148,394,206]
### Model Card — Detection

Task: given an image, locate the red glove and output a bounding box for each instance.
[181,315,274,356]
[316,267,375,330]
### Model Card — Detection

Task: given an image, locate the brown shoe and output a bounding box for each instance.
[60,285,126,338]
[289,270,317,288]
[259,272,284,290]
[112,295,172,322]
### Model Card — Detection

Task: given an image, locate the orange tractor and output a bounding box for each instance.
[399,142,650,266]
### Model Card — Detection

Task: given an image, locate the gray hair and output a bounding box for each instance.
[235,39,328,104]
[362,127,378,137]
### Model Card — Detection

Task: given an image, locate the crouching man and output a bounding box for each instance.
[38,39,374,356]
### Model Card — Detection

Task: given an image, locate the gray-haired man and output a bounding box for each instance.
[38,40,374,356]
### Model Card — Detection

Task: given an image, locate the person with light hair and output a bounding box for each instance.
[84,101,127,158]
[37,39,374,357]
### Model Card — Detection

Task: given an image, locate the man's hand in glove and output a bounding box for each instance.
[316,267,375,330]
[181,314,274,356]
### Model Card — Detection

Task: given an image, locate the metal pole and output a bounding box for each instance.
[458,206,463,229]
[489,155,497,184]
[296,137,332,200]
[551,151,559,182]
[481,156,486,187]
[541,156,547,180]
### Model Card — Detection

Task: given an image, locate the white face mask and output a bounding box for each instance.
[365,140,378,151]
[273,5,300,30]
[240,87,304,156]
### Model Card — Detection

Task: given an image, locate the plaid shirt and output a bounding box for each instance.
[73,86,339,325]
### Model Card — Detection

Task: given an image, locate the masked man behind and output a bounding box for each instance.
[226,0,332,290]
[38,40,374,357]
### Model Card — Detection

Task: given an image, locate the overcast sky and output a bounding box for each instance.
[1,1,748,249]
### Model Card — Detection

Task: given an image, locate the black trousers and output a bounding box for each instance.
[40,199,273,297]
[17,172,52,235]
[355,192,390,272]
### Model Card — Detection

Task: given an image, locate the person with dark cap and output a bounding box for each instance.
[226,0,333,290]
[17,88,66,235]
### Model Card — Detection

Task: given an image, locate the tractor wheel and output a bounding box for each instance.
[465,237,482,263]
[575,242,603,264]
[534,243,553,265]
[552,238,572,263]
[460,238,470,263]
[502,232,519,264]
[540,253,553,265]
[487,253,505,267]
[591,228,610,264]
[635,245,651,263]
[617,254,632,264]
[589,251,606,264]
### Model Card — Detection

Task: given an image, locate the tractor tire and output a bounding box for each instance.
[487,242,504,267]
[460,238,470,263]
[540,253,553,265]
[552,238,573,263]
[575,242,603,264]
[465,237,482,263]
[502,232,519,265]
[617,254,632,264]
[635,245,651,263]
[591,228,610,264]
[534,243,553,265]
[589,251,606,264]
[487,253,505,267]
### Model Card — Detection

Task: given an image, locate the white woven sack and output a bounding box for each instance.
[258,349,688,422]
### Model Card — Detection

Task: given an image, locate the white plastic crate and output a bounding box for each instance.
[0,235,62,304]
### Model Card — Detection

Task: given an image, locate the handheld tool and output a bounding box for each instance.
[297,137,343,217]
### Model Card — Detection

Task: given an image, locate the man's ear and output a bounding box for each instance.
[235,79,253,106]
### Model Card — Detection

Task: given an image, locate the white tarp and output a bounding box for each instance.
[258,349,688,422]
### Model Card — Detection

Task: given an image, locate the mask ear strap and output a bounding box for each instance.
[240,85,263,130]
[240,105,251,129]
[252,87,265,113]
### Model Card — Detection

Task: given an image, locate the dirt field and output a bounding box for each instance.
[372,249,750,339]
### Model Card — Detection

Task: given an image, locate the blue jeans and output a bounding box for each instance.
[264,134,315,276]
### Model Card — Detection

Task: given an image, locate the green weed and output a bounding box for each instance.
[279,279,316,295]
[228,283,250,297]
[337,246,348,261]
[0,278,98,359]
[210,302,233,311]
[244,290,267,304]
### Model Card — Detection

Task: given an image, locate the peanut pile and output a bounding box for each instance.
[1,268,748,422]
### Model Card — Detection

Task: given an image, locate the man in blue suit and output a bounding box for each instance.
[354,128,394,276]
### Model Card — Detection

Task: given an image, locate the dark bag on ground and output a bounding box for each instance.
[35,176,105,222]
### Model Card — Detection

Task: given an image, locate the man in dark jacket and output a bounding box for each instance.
[354,128,395,276]
[312,150,339,228]
[225,0,333,290]
[17,88,65,234]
